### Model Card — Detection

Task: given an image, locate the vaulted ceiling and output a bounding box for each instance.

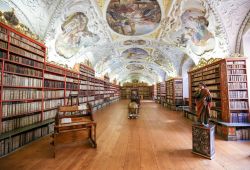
[1,0,250,84]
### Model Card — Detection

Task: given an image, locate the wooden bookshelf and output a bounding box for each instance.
[0,22,120,157]
[120,83,153,100]
[188,58,250,140]
[165,78,183,110]
[155,82,166,104]
[156,83,161,103]
[0,22,53,157]
[153,84,157,100]
[160,82,166,104]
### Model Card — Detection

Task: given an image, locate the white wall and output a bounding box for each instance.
[183,75,189,99]
[243,30,250,58]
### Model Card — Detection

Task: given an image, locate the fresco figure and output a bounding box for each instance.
[55,12,100,59]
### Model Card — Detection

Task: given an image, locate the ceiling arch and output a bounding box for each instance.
[1,0,249,84]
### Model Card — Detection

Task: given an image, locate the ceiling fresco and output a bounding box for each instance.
[55,12,100,59]
[123,39,146,45]
[121,48,149,60]
[106,0,161,36]
[1,0,249,84]
[126,64,144,71]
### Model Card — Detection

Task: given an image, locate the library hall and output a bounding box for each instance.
[0,0,250,169]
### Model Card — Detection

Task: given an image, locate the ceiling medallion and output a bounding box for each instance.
[106,0,161,36]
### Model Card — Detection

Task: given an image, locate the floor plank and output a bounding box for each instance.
[0,100,250,170]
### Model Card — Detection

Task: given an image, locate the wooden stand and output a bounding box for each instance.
[192,123,215,159]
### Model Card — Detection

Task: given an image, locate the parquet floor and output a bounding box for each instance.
[0,100,250,170]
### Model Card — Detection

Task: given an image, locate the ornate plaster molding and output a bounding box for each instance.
[235,10,250,53]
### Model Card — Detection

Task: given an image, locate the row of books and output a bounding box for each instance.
[79,91,89,96]
[227,61,245,65]
[192,72,202,78]
[207,85,219,90]
[192,85,219,91]
[209,110,221,119]
[4,63,43,77]
[0,32,8,41]
[228,75,247,82]
[0,40,7,49]
[79,65,95,72]
[80,72,95,78]
[43,110,57,121]
[65,91,78,95]
[229,101,248,109]
[2,101,42,117]
[79,96,88,103]
[80,66,95,76]
[227,69,246,74]
[88,96,95,101]
[44,73,64,81]
[10,45,44,62]
[203,78,220,85]
[191,65,219,77]
[89,91,99,96]
[10,37,44,56]
[1,114,41,133]
[79,84,105,90]
[10,32,43,51]
[203,73,220,80]
[192,77,203,82]
[66,71,78,78]
[44,80,64,88]
[211,101,221,107]
[0,51,7,59]
[65,97,79,105]
[236,128,250,140]
[175,92,182,97]
[9,54,44,69]
[44,90,64,99]
[230,113,249,123]
[2,89,42,100]
[4,73,43,87]
[229,91,248,98]
[66,77,78,83]
[44,99,64,110]
[0,124,53,157]
[174,84,182,89]
[228,82,247,89]
[203,68,219,76]
[45,65,64,75]
[80,80,88,85]
[0,26,6,33]
[66,82,78,89]
[210,92,220,98]
[227,65,245,69]
[166,99,173,104]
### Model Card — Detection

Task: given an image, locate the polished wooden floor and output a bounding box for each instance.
[0,100,250,170]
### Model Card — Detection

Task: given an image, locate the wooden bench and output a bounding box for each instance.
[51,105,97,157]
